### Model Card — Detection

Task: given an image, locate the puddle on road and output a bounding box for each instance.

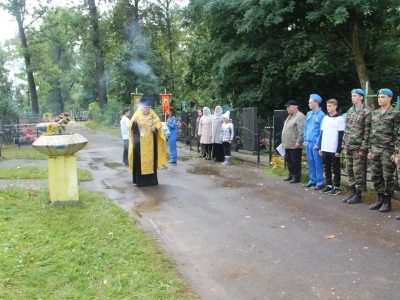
[104,162,121,169]
[132,195,170,218]
[88,157,124,170]
[222,179,244,188]
[133,197,165,213]
[178,156,192,161]
[187,165,220,176]
[88,162,99,170]
[89,158,103,170]
[131,185,171,216]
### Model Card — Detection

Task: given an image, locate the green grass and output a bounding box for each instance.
[264,165,309,184]
[0,166,92,181]
[84,121,120,136]
[264,165,287,177]
[1,145,48,160]
[0,188,198,299]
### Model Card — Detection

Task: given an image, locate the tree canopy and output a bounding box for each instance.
[1,0,400,117]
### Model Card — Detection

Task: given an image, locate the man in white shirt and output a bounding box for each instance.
[120,107,130,167]
[317,99,345,195]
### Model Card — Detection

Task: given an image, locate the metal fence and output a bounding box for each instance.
[174,115,274,164]
[0,124,42,156]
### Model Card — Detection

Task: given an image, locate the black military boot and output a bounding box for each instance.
[369,193,384,210]
[342,185,356,203]
[379,195,392,212]
[347,189,362,204]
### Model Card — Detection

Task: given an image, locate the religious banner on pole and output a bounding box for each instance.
[131,90,143,113]
[160,91,171,122]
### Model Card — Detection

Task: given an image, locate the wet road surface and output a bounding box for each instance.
[8,123,400,300]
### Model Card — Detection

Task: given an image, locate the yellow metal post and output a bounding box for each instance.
[47,155,79,204]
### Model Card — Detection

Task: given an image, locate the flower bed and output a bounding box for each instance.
[14,127,40,145]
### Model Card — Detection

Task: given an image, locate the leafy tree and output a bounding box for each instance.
[28,7,82,114]
[183,0,400,116]
[180,0,214,106]
[0,0,47,114]
[141,0,185,104]
[86,0,108,109]
[0,46,17,121]
[105,0,161,105]
[306,0,400,99]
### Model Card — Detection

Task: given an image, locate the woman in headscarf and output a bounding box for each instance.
[211,105,225,162]
[198,107,213,160]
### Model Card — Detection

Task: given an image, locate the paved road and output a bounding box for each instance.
[1,123,399,300]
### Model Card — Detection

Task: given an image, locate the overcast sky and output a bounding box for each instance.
[0,9,18,43]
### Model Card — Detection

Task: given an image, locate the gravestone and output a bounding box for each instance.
[180,111,190,141]
[242,107,257,151]
[273,110,288,150]
[180,110,188,127]
[229,109,237,131]
[191,110,198,138]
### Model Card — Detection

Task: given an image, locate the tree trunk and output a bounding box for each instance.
[15,12,39,114]
[351,16,374,108]
[166,11,174,93]
[165,0,174,93]
[56,46,64,113]
[134,0,140,22]
[55,84,64,113]
[87,0,107,109]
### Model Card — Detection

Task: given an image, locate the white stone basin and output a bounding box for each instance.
[32,133,88,156]
[36,122,51,132]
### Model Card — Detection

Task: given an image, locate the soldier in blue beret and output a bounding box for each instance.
[341,89,372,204]
[367,88,400,213]
[303,94,326,190]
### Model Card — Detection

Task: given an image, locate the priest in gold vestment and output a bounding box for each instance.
[128,98,167,186]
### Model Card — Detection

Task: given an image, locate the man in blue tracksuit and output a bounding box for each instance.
[303,94,326,190]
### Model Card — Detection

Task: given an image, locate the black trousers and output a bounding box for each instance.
[322,151,341,187]
[285,148,302,180]
[222,142,232,156]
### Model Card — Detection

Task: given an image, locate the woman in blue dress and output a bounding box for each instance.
[167,107,178,163]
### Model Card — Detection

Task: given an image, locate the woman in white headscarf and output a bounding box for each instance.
[211,105,225,162]
[198,107,213,160]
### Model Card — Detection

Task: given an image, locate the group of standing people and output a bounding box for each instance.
[119,98,172,187]
[120,92,400,220]
[195,106,234,165]
[119,100,235,188]
[282,89,400,220]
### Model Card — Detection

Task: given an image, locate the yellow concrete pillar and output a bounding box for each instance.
[47,155,79,204]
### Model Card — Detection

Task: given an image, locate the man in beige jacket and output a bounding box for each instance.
[282,100,305,183]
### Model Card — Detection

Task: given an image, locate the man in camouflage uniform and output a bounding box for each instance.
[367,88,400,213]
[395,154,400,220]
[341,89,372,204]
